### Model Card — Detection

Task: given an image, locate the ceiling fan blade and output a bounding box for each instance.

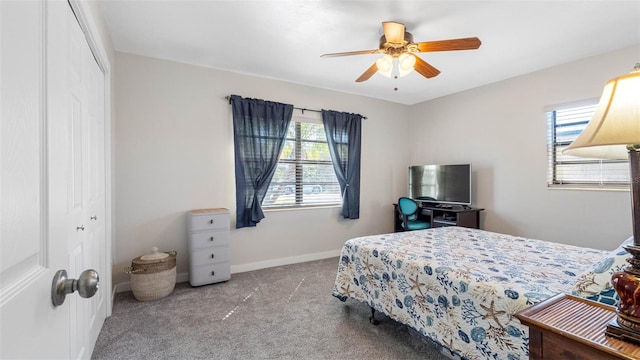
[355,63,378,82]
[382,21,405,43]
[416,37,482,52]
[321,49,380,58]
[413,56,441,79]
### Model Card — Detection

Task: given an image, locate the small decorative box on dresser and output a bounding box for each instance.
[515,293,640,360]
[187,208,231,286]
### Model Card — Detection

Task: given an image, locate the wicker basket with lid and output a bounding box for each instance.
[125,247,177,301]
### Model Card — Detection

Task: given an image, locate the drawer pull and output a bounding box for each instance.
[209,219,214,224]
[211,271,215,276]
[211,254,215,259]
[210,236,214,241]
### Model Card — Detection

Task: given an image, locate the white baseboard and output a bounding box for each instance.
[113,272,189,293]
[112,250,341,293]
[230,249,341,274]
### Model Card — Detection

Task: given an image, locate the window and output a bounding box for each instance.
[546,102,630,188]
[263,118,342,208]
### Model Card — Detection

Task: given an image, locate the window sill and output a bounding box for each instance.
[547,184,629,192]
[264,204,341,212]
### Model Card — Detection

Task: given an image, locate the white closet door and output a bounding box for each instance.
[48,1,108,358]
[84,38,107,355]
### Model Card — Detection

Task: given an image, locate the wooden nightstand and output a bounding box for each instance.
[515,293,640,359]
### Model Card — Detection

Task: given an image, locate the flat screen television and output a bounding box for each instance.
[408,164,471,206]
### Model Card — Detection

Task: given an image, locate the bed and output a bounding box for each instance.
[332,226,631,360]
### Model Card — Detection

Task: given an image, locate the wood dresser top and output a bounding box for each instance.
[516,293,640,359]
[189,208,229,214]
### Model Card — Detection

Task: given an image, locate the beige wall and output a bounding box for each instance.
[114,46,639,289]
[409,45,639,250]
[113,52,411,286]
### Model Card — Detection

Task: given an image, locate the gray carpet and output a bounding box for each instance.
[92,257,452,360]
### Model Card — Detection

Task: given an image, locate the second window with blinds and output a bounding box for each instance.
[546,101,630,189]
[263,116,342,208]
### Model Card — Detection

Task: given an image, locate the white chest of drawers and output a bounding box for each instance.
[187,208,231,286]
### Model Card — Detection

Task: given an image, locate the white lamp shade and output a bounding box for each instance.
[564,67,640,160]
[376,55,393,78]
[398,53,416,78]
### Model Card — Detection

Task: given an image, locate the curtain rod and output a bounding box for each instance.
[225,96,367,120]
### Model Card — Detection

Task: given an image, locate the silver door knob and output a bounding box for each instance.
[51,269,99,307]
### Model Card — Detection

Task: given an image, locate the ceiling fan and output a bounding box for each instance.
[321,21,481,83]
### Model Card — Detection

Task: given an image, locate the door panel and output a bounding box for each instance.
[0,1,69,358]
[57,2,108,357]
[86,45,107,352]
[0,0,45,276]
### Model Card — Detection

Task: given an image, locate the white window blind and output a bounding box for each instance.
[546,103,630,188]
[263,119,342,208]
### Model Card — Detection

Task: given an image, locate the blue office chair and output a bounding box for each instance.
[398,197,431,231]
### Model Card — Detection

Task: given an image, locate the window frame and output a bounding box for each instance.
[263,115,342,209]
[546,100,630,190]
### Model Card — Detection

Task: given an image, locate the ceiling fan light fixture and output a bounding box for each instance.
[398,53,416,77]
[376,54,393,77]
[322,21,481,84]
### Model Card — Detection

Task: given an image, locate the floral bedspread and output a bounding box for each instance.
[332,227,608,360]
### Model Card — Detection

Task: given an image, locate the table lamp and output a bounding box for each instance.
[564,63,640,343]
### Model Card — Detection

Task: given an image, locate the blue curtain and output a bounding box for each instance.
[231,95,293,228]
[321,110,362,219]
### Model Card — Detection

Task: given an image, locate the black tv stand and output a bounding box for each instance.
[393,203,484,232]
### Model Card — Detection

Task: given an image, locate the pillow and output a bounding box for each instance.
[570,236,633,300]
[585,286,619,306]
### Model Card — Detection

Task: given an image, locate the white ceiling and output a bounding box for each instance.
[99,1,640,105]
